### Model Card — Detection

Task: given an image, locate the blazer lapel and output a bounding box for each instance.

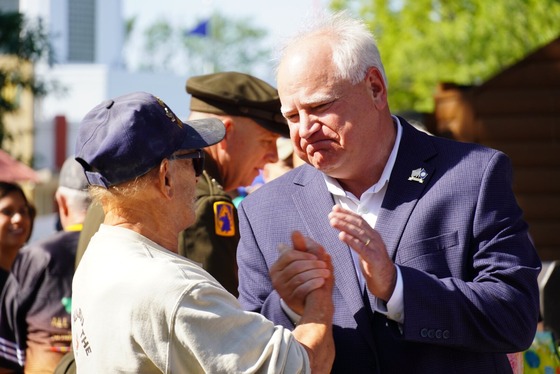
[375,119,437,261]
[291,166,377,351]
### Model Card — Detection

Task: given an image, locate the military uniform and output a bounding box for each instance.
[179,72,288,297]
[178,156,240,296]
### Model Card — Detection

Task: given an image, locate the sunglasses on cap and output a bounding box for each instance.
[168,150,205,177]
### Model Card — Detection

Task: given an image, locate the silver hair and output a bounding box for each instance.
[276,10,388,88]
[88,166,158,207]
[56,186,91,213]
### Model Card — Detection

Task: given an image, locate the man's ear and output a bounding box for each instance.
[158,159,174,199]
[365,67,388,109]
[55,190,69,219]
[219,117,234,149]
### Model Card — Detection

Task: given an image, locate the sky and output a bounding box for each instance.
[122,0,330,81]
[123,0,327,42]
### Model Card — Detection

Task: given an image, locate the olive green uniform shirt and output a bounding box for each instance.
[178,156,240,296]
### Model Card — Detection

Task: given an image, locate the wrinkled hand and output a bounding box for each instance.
[328,205,396,302]
[270,231,332,315]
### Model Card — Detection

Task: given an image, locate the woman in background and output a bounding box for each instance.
[0,181,35,288]
[0,181,35,372]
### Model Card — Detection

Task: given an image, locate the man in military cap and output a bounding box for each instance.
[180,71,288,296]
[75,71,288,297]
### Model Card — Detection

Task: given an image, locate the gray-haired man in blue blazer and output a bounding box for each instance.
[236,11,541,374]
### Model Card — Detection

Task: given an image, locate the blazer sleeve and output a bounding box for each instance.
[236,201,295,330]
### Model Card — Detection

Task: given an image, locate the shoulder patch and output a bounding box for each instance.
[213,202,235,237]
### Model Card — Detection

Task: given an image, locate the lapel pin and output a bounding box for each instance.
[408,168,428,183]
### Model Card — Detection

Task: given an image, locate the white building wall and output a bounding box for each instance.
[96,0,124,67]
[19,0,123,66]
[20,0,69,63]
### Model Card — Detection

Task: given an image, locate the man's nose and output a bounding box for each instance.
[297,113,320,139]
[265,142,280,164]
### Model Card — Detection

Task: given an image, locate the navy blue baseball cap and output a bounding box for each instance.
[75,91,225,188]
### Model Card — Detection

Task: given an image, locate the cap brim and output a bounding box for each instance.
[182,118,226,149]
[253,118,290,138]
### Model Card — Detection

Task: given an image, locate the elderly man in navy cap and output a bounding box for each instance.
[70,92,334,373]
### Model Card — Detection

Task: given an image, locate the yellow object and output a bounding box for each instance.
[524,331,560,373]
[213,202,235,237]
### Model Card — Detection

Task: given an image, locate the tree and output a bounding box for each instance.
[330,0,560,112]
[133,12,270,78]
[0,11,51,146]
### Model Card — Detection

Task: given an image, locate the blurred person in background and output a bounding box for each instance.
[0,157,90,373]
[0,181,34,289]
[0,181,35,372]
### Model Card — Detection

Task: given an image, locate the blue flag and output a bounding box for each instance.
[186,19,210,37]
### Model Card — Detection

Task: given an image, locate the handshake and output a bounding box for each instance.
[273,231,334,317]
[271,231,335,374]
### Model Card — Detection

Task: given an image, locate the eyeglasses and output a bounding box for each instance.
[168,150,205,177]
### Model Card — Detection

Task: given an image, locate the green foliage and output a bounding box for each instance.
[0,12,50,60]
[124,16,136,42]
[139,19,175,72]
[138,12,269,77]
[329,0,560,112]
[0,11,51,145]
